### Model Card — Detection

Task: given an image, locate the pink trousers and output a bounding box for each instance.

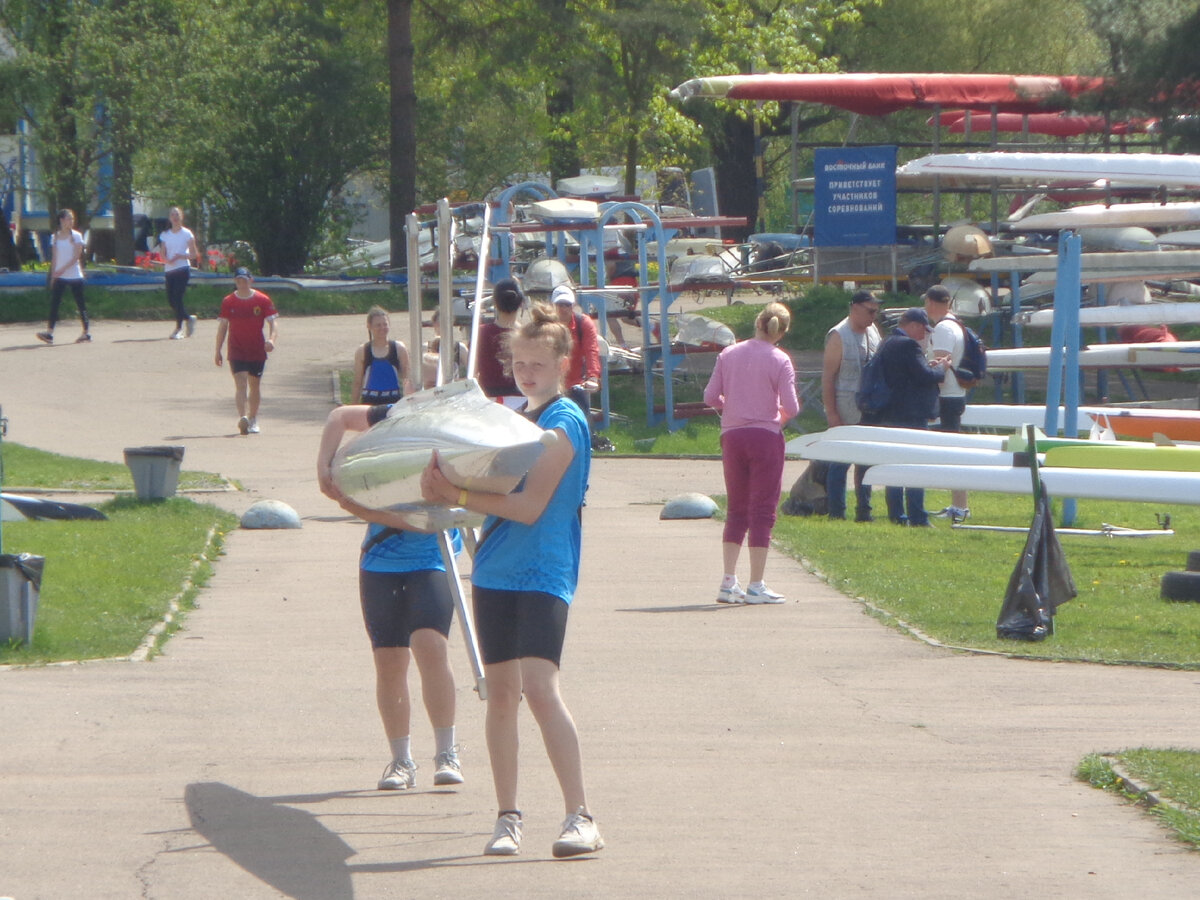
[720,427,784,548]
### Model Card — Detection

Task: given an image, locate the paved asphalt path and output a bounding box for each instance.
[1,312,1197,898]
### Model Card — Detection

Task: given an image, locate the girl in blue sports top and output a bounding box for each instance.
[351,307,412,405]
[318,404,462,792]
[421,302,604,860]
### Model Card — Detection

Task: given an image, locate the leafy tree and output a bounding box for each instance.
[150,1,386,275]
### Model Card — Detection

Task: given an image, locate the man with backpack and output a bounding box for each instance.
[925,285,976,521]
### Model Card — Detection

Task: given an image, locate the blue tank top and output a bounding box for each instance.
[361,341,403,405]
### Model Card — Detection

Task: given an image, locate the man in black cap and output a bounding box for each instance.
[876,307,949,526]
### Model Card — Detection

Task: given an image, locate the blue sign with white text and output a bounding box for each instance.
[813,146,897,247]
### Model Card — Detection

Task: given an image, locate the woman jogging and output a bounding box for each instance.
[160,207,199,340]
[36,209,90,345]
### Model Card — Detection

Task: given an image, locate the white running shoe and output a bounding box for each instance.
[745,584,786,604]
[552,807,604,858]
[238,416,250,435]
[378,758,417,791]
[717,582,746,604]
[185,315,197,337]
[484,812,523,856]
[170,330,184,340]
[247,418,260,434]
[432,747,463,785]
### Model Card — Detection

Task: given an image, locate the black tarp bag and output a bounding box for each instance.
[996,491,1077,641]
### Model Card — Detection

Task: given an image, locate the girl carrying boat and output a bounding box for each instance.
[421,302,604,859]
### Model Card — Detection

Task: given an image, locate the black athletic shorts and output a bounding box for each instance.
[472,586,569,667]
[231,358,266,377]
[359,568,454,649]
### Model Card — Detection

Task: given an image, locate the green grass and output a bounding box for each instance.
[1078,750,1200,850]
[772,491,1200,666]
[2,442,228,491]
[0,282,411,325]
[1,495,238,664]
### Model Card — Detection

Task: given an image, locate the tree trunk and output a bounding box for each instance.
[547,81,580,186]
[0,206,21,270]
[388,0,416,272]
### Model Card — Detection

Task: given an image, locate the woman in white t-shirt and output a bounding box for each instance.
[36,209,90,345]
[159,207,199,340]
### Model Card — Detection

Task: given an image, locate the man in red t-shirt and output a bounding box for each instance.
[214,267,278,434]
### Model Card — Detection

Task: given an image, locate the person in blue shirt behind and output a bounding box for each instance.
[317,405,463,792]
[420,302,604,860]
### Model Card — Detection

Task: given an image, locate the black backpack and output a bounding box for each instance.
[953,319,988,388]
[855,349,891,417]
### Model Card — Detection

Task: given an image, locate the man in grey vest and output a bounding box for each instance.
[820,290,882,520]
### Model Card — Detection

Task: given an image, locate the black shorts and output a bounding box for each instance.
[231,359,266,377]
[359,568,454,649]
[472,586,569,667]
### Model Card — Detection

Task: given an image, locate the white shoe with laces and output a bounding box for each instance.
[432,746,463,785]
[484,812,522,856]
[745,583,786,604]
[377,758,416,790]
[552,807,604,858]
[717,582,746,604]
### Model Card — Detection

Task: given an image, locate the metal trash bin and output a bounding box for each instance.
[123,445,186,500]
[0,553,45,645]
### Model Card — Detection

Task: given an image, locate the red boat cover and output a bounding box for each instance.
[707,73,1106,115]
[931,111,1156,136]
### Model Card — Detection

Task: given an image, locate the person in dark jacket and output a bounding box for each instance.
[877,308,949,526]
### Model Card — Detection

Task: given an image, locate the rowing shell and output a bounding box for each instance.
[960,404,1100,432]
[787,424,1151,454]
[794,439,1033,468]
[1023,303,1200,328]
[333,379,553,530]
[786,425,1007,454]
[1044,444,1200,472]
[984,343,1200,371]
[1011,202,1200,230]
[1087,408,1200,442]
[897,152,1200,188]
[864,463,1200,504]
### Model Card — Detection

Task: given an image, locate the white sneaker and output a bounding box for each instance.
[745,583,786,604]
[552,807,604,858]
[717,582,746,604]
[378,758,416,790]
[237,416,250,435]
[432,747,463,785]
[247,418,260,434]
[170,330,184,340]
[484,812,522,856]
[185,315,197,337]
